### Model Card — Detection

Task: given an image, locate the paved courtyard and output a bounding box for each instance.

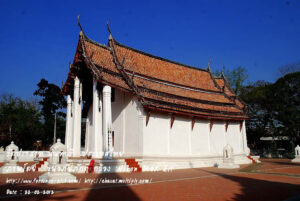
[0,159,299,201]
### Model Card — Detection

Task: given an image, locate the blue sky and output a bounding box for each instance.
[0,0,299,99]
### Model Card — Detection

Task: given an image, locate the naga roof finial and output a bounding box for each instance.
[221,64,225,77]
[206,57,212,71]
[107,20,113,40]
[77,14,84,35]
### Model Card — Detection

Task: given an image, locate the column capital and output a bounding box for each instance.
[137,102,145,117]
[67,95,72,104]
[74,76,80,88]
[103,85,111,93]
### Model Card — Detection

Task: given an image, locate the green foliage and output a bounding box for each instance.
[0,78,67,149]
[240,72,300,150]
[240,81,273,148]
[0,94,44,149]
[215,66,248,95]
[34,78,66,121]
[34,78,67,145]
[217,67,299,151]
[271,72,300,145]
[278,62,300,77]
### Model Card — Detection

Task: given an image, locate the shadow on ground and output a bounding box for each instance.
[82,172,141,201]
[202,169,300,201]
[0,171,141,201]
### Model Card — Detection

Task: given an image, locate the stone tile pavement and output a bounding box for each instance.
[0,159,299,201]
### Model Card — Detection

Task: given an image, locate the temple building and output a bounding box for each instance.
[62,26,251,169]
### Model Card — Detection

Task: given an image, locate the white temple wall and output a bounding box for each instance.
[143,113,169,155]
[191,120,210,155]
[169,116,190,155]
[104,89,247,158]
[123,94,140,154]
[111,88,126,153]
[210,121,226,155]
[226,122,242,154]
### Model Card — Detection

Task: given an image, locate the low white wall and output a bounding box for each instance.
[0,151,51,162]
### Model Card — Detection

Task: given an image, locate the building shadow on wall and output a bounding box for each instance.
[202,169,300,201]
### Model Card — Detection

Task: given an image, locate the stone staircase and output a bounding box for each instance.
[35,157,49,172]
[247,155,257,164]
[125,158,142,172]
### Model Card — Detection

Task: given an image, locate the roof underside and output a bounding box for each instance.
[63,32,248,120]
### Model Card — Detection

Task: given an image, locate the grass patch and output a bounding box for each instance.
[239,163,263,173]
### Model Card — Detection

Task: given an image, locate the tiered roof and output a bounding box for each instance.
[63,31,248,120]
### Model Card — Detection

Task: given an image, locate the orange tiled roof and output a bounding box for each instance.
[215,77,246,110]
[63,32,247,120]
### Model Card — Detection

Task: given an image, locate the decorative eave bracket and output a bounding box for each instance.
[146,110,151,126]
[239,121,243,132]
[225,120,229,132]
[209,120,214,132]
[191,117,196,131]
[170,114,175,128]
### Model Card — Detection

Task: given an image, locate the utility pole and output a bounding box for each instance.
[53,113,56,144]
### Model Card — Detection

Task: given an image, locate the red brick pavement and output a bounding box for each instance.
[258,158,300,170]
[0,159,299,201]
[262,167,300,175]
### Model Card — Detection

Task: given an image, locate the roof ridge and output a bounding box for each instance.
[112,38,209,73]
[83,33,111,50]
[221,73,236,95]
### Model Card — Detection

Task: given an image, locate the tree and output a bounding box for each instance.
[34,78,66,120]
[0,94,44,149]
[278,62,300,77]
[270,72,300,146]
[239,81,275,149]
[34,78,66,145]
[215,66,248,95]
[240,72,300,153]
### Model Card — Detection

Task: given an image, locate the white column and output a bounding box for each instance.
[72,76,82,157]
[137,102,144,154]
[208,121,211,154]
[242,120,249,155]
[238,123,243,154]
[93,81,103,158]
[65,95,73,154]
[102,85,113,155]
[167,117,170,155]
[84,118,90,153]
[224,121,227,146]
[86,106,94,154]
[121,100,126,153]
[188,123,192,154]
